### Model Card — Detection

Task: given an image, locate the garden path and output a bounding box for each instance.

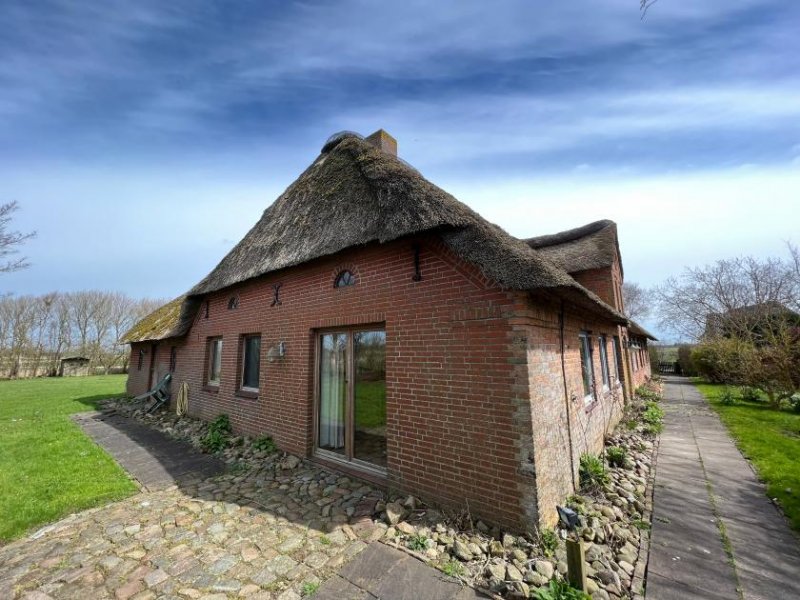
[647,376,800,599]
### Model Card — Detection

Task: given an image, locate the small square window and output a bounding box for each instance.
[207,338,223,385]
[240,335,261,391]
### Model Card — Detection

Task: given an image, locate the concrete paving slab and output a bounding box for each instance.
[646,377,800,599]
[318,544,485,600]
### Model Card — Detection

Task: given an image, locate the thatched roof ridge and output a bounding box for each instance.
[120,296,200,343]
[524,219,622,276]
[187,135,624,323]
[125,134,629,344]
[628,319,658,341]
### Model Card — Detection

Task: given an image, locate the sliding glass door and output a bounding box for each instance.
[316,328,386,472]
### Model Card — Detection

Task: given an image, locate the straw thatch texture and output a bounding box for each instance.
[525,219,621,275]
[124,134,629,343]
[120,296,200,343]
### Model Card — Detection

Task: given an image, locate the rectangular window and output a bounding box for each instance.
[579,332,595,402]
[613,336,624,384]
[137,349,144,371]
[598,335,610,390]
[240,335,261,391]
[207,338,222,385]
[169,346,177,372]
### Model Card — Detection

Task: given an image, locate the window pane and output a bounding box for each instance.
[599,336,610,387]
[579,335,593,397]
[319,333,347,456]
[242,336,261,389]
[209,339,222,383]
[354,330,386,468]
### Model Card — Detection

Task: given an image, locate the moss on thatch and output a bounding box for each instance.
[120,296,200,343]
[188,133,625,323]
[126,133,630,344]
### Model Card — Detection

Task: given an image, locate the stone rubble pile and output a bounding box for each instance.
[101,380,662,599]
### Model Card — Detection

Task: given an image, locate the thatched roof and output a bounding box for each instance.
[524,220,622,276]
[628,319,658,341]
[124,132,628,343]
[120,296,200,344]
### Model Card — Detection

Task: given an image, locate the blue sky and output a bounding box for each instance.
[1,1,799,340]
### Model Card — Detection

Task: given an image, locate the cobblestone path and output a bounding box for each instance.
[0,441,386,599]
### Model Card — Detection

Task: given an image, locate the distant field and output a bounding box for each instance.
[0,375,137,542]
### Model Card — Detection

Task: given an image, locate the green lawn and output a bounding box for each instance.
[695,381,800,531]
[355,380,386,429]
[0,375,138,542]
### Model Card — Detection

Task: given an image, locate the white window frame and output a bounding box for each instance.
[240,334,261,393]
[207,338,223,385]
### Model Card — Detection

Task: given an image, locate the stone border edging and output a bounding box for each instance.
[631,429,660,599]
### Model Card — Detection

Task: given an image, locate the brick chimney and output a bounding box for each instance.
[365,129,397,156]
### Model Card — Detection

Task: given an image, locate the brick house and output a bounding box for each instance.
[122,130,654,531]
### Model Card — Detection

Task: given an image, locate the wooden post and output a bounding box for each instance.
[565,537,588,592]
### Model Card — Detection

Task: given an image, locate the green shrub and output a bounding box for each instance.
[606,446,628,468]
[579,453,609,492]
[720,387,737,406]
[643,401,664,426]
[635,385,661,401]
[739,386,761,403]
[407,533,429,552]
[253,435,277,453]
[534,579,591,600]
[202,414,232,453]
[440,559,465,577]
[790,395,800,414]
[539,528,560,557]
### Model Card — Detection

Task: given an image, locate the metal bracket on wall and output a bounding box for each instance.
[271,283,282,306]
[412,244,422,281]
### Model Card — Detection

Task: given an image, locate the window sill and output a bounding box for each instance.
[235,389,259,400]
[203,384,220,393]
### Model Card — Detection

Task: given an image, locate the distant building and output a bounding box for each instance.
[59,356,90,377]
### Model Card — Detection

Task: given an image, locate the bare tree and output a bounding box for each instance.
[656,245,800,407]
[622,281,651,322]
[0,291,165,378]
[0,202,35,273]
[655,250,799,341]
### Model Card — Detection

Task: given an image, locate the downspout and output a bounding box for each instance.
[559,300,577,490]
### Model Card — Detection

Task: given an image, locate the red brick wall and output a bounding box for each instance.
[627,342,652,390]
[126,234,629,531]
[128,235,539,530]
[520,301,626,528]
[127,341,181,397]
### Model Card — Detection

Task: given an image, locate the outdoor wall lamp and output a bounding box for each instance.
[266,341,287,362]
